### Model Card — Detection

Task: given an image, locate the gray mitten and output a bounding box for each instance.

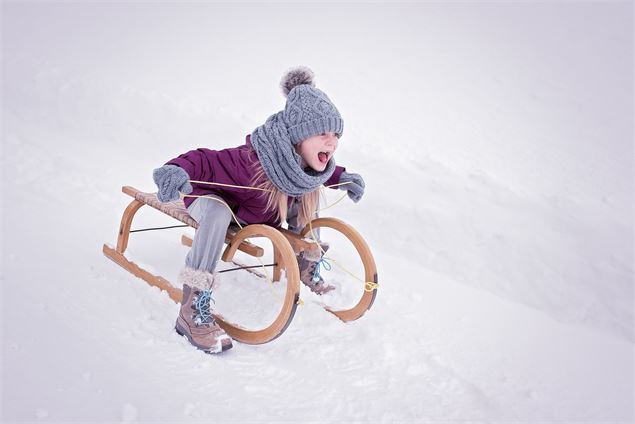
[339,171,365,203]
[152,165,193,203]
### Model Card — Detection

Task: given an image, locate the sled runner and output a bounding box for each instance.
[103,186,378,345]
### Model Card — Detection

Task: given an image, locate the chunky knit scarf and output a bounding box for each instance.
[250,111,336,197]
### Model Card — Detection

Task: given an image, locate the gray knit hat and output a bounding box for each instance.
[280,66,344,144]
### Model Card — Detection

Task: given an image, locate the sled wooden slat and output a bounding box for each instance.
[103,244,183,302]
[120,186,263,257]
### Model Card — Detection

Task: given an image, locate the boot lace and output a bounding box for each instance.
[311,255,332,282]
[193,289,215,326]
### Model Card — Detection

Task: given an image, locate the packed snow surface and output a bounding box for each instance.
[2,2,633,423]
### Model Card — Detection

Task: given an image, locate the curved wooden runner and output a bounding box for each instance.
[219,224,300,344]
[301,217,378,322]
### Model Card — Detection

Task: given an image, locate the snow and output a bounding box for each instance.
[2,1,633,423]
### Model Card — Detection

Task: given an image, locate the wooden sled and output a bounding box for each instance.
[103,186,378,345]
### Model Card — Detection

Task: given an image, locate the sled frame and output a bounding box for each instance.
[103,186,378,346]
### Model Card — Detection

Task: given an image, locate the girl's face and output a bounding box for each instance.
[295,132,340,172]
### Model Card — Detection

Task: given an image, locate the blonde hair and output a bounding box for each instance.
[249,157,321,229]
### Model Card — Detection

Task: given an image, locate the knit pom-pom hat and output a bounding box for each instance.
[279,66,343,144]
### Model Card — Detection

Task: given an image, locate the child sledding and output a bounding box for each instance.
[103,67,378,354]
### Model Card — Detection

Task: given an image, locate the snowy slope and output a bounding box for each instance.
[2,2,633,423]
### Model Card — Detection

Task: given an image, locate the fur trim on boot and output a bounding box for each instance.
[178,266,218,291]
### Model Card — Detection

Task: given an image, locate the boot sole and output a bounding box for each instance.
[175,323,233,354]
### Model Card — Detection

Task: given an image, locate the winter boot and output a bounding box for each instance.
[296,241,335,295]
[175,267,233,353]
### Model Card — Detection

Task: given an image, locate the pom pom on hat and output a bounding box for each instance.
[280,66,315,98]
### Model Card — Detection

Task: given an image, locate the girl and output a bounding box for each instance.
[153,66,365,354]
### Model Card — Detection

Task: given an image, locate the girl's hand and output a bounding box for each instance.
[152,165,193,203]
[339,171,365,203]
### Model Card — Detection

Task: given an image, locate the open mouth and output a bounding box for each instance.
[318,151,330,164]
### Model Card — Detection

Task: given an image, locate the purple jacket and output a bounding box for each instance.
[167,135,345,227]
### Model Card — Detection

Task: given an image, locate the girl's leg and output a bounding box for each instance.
[286,197,302,234]
[286,198,333,295]
[287,196,321,238]
[185,196,233,272]
[175,195,234,353]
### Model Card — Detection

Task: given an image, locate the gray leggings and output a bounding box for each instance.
[185,196,311,273]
